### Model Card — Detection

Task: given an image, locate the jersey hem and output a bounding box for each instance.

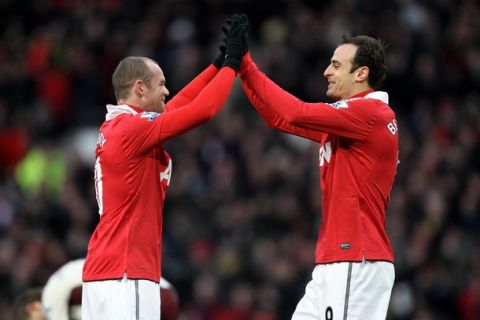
[315,257,394,264]
[83,272,160,283]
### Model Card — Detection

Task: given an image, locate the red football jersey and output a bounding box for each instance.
[240,53,398,263]
[83,66,235,282]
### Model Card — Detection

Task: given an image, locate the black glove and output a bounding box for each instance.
[212,20,230,68]
[222,14,249,57]
[222,17,249,71]
[236,14,249,56]
[212,42,226,69]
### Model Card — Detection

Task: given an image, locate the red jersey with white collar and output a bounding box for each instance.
[83,65,235,282]
[240,53,398,263]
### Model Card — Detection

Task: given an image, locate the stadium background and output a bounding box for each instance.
[0,0,479,319]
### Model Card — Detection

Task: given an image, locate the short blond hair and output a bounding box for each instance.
[112,56,158,101]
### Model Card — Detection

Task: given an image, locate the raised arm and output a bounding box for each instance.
[166,18,231,111]
[119,66,235,156]
[240,53,374,140]
[239,53,324,142]
[156,67,235,141]
[121,17,249,156]
[165,65,219,111]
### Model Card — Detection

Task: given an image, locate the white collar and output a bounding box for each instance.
[364,91,389,104]
[105,104,139,121]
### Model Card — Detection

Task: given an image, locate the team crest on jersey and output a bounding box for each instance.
[328,97,365,110]
[140,112,160,121]
[328,101,349,109]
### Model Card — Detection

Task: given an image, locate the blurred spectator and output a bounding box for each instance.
[13,287,45,320]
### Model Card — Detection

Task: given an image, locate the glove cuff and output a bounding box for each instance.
[212,53,225,69]
[222,56,241,72]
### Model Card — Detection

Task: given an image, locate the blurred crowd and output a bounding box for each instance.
[0,0,479,319]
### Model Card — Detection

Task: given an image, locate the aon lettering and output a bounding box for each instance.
[160,159,172,186]
[319,142,332,166]
[94,157,104,216]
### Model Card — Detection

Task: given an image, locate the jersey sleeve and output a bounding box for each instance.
[165,64,219,111]
[240,53,376,140]
[120,67,235,157]
[240,72,324,142]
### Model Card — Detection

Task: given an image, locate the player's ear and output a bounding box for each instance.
[133,79,145,97]
[356,66,369,83]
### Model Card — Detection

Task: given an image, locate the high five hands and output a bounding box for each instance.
[213,14,249,72]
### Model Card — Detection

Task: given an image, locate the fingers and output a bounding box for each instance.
[238,14,248,26]
[222,14,249,37]
[221,25,229,35]
[228,21,248,38]
[219,44,226,54]
[229,24,247,41]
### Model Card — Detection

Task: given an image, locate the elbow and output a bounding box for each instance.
[204,113,215,122]
[208,105,220,119]
[266,121,276,129]
[282,100,306,125]
[197,113,214,124]
[204,106,218,121]
[188,106,216,126]
[283,112,298,125]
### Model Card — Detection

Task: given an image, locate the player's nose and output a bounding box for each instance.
[323,66,332,77]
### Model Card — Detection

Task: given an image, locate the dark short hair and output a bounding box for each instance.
[341,35,387,90]
[112,56,157,101]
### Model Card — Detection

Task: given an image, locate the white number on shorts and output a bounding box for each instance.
[325,306,333,320]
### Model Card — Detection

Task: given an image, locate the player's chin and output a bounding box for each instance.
[326,89,340,100]
[157,102,166,113]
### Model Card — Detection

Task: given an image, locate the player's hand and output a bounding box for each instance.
[222,14,249,72]
[222,14,249,57]
[212,41,226,69]
[237,14,249,56]
[212,20,229,69]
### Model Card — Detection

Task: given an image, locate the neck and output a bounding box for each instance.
[347,84,373,98]
[119,99,144,108]
[117,101,143,113]
[349,88,374,98]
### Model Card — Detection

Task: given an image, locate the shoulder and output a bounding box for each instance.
[349,91,394,115]
[137,111,161,121]
[107,111,163,133]
[116,111,163,123]
[333,96,379,114]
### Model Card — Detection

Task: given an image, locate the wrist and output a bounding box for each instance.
[239,51,253,76]
[222,57,241,72]
[212,53,225,69]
